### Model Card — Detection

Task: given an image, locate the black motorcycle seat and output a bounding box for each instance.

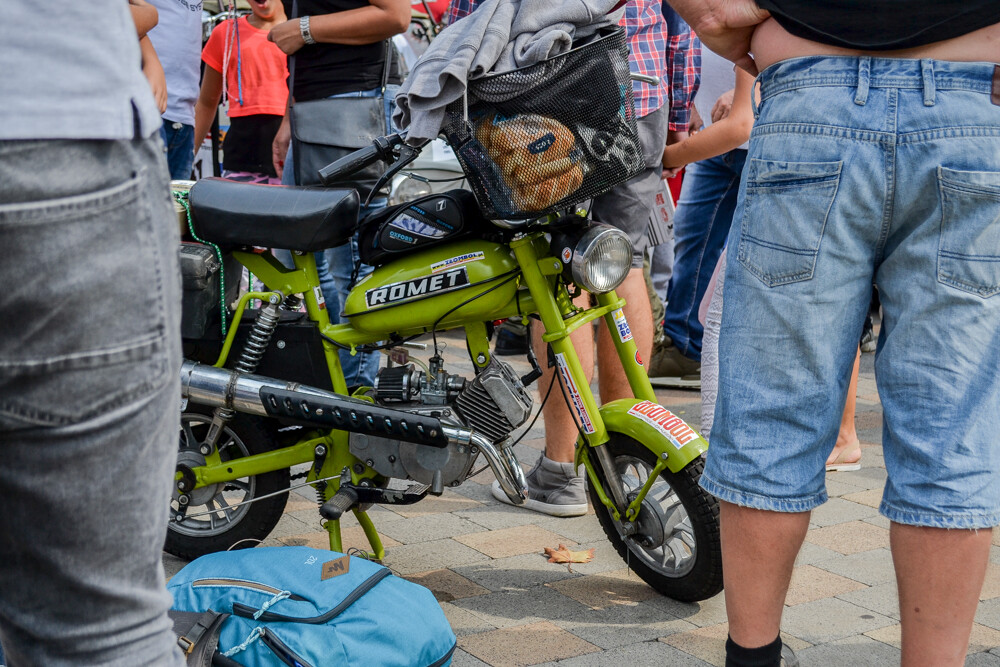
[188,178,360,252]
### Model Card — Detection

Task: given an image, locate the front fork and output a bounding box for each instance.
[510,237,658,531]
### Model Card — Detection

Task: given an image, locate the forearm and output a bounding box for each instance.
[272,98,293,178]
[664,0,769,73]
[139,34,157,67]
[662,118,749,167]
[664,66,755,167]
[139,36,168,113]
[309,1,410,45]
[665,0,766,36]
[193,68,224,148]
[129,0,158,37]
[269,0,409,55]
[193,101,218,154]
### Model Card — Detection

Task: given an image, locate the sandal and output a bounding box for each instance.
[826,443,862,472]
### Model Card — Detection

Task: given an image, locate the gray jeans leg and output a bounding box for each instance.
[0,137,184,666]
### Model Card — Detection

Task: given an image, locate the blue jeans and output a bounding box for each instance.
[702,57,1000,529]
[159,120,195,180]
[0,137,183,665]
[281,85,398,387]
[660,149,746,361]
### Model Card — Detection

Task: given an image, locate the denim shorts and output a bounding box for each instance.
[700,56,1000,529]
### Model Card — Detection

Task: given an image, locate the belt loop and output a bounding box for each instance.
[855,57,870,106]
[921,59,936,106]
[752,73,763,120]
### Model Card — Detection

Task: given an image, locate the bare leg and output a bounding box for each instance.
[892,523,991,667]
[597,268,654,403]
[532,293,594,463]
[536,269,652,463]
[827,348,862,466]
[721,502,811,647]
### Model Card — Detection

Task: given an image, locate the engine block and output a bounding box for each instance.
[455,358,532,443]
[353,357,533,488]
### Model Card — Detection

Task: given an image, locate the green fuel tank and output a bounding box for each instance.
[342,240,520,333]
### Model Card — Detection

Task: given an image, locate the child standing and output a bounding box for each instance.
[194,0,288,184]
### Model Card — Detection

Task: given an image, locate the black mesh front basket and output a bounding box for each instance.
[441,27,643,220]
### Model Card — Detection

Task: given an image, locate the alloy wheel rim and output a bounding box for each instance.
[171,414,256,537]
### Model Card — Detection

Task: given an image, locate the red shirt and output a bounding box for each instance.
[202,16,288,117]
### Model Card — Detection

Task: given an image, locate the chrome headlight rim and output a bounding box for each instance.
[388,175,434,206]
[570,224,633,294]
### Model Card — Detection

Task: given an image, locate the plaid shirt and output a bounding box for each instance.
[444,0,700,128]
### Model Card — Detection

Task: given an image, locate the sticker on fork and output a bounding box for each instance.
[554,352,595,434]
[612,309,632,343]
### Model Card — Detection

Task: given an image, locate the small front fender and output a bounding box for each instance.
[591,398,708,474]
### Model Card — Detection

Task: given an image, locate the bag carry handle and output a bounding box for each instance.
[168,609,234,667]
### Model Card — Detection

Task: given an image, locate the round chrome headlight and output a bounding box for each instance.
[570,224,633,293]
[389,175,433,206]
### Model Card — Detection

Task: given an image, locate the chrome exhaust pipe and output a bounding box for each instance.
[182,360,338,418]
[180,361,527,503]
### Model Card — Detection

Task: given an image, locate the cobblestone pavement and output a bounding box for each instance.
[165,332,1000,666]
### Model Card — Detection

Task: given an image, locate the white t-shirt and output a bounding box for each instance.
[148,0,205,126]
[1,0,162,140]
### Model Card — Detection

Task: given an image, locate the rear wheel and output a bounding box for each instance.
[165,407,290,560]
[588,433,722,602]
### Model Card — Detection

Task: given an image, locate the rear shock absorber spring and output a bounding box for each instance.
[234,300,281,375]
[209,297,282,428]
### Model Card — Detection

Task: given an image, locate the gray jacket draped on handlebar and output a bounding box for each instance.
[392,0,626,143]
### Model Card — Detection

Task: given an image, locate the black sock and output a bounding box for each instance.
[725,634,783,667]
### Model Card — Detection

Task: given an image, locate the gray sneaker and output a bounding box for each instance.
[491,455,588,517]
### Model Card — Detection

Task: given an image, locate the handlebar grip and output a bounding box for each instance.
[317,144,382,186]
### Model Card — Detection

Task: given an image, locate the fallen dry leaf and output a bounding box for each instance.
[543,544,595,572]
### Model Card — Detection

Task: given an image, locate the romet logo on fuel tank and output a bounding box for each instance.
[364,267,470,308]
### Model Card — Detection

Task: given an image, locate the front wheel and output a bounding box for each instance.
[588,434,722,602]
[165,407,290,560]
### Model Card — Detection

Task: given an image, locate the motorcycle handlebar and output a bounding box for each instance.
[317,144,383,186]
[317,133,407,186]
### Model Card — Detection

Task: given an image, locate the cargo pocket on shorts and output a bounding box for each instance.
[937,166,1000,298]
[737,158,842,287]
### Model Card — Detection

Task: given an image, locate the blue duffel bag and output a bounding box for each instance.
[168,546,456,667]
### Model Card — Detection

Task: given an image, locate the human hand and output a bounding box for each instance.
[268,19,306,55]
[148,71,168,114]
[142,43,168,113]
[661,145,685,173]
[665,0,769,74]
[711,88,735,123]
[273,116,292,178]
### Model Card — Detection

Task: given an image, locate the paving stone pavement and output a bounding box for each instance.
[164,334,1000,666]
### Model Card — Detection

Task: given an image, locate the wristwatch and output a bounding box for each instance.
[299,16,316,45]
